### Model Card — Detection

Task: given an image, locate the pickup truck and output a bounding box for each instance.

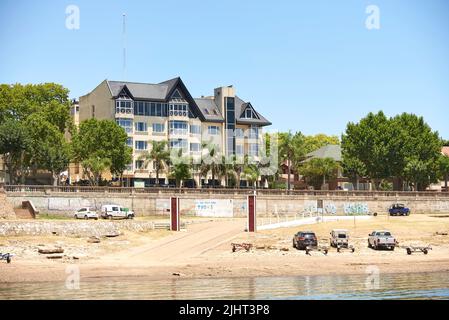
[389,203,410,216]
[368,230,397,250]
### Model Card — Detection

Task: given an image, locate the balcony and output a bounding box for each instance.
[115,107,134,119]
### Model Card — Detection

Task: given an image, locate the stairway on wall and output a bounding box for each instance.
[13,208,34,219]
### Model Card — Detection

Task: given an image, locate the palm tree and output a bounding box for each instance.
[200,143,220,188]
[243,163,260,190]
[218,155,236,187]
[278,131,305,191]
[170,157,192,188]
[233,156,245,189]
[138,140,170,185]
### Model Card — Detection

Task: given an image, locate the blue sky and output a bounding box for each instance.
[0,0,448,138]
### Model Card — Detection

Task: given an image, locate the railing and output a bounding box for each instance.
[3,185,449,197]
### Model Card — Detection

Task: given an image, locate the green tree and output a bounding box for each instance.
[391,113,442,190]
[170,157,192,188]
[0,83,71,131]
[300,157,340,190]
[342,111,396,190]
[278,131,305,190]
[71,119,131,185]
[81,156,112,185]
[0,83,73,185]
[0,118,31,183]
[243,164,260,189]
[200,143,220,187]
[138,140,170,185]
[25,114,71,186]
[303,134,340,154]
[342,156,366,190]
[438,154,449,191]
[403,158,436,191]
[342,112,442,191]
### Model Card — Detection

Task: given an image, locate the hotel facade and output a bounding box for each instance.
[78,77,271,187]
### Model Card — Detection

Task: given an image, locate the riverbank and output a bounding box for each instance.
[1,215,449,284]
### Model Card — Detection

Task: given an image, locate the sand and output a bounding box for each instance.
[1,215,449,283]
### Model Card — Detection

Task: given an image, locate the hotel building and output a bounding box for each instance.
[78,77,271,187]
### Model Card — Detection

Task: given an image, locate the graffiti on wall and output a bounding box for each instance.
[304,200,317,214]
[344,202,369,215]
[324,202,337,215]
[303,200,337,215]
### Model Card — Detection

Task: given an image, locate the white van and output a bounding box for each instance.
[100,205,135,220]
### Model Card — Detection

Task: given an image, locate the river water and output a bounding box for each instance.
[1,272,448,300]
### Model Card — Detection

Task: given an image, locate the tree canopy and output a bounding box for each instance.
[71,118,132,185]
[342,111,442,190]
[0,83,72,184]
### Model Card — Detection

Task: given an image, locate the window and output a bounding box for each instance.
[152,123,165,133]
[135,122,148,132]
[190,124,201,135]
[190,143,201,152]
[116,119,133,133]
[169,103,189,117]
[249,143,259,156]
[169,121,188,135]
[125,163,132,171]
[135,160,145,169]
[126,137,133,147]
[171,89,182,99]
[236,144,244,155]
[249,126,259,139]
[170,139,188,150]
[235,128,244,138]
[135,141,147,150]
[116,100,133,114]
[133,101,168,116]
[208,126,220,135]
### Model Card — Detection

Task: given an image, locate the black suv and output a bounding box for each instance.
[293,231,318,250]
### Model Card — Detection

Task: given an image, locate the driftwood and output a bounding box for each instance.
[104,233,120,238]
[87,236,101,243]
[46,255,63,259]
[38,247,64,254]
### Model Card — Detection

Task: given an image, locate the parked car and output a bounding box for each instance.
[74,207,98,220]
[368,230,397,250]
[330,229,350,248]
[292,231,318,250]
[100,205,135,220]
[389,203,410,216]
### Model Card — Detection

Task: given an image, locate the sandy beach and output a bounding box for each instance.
[1,214,449,283]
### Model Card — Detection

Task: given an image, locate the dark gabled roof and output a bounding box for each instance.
[235,96,271,126]
[107,77,204,120]
[108,81,168,101]
[194,98,224,123]
[105,78,271,126]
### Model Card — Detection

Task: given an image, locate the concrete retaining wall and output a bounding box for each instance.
[4,192,449,217]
